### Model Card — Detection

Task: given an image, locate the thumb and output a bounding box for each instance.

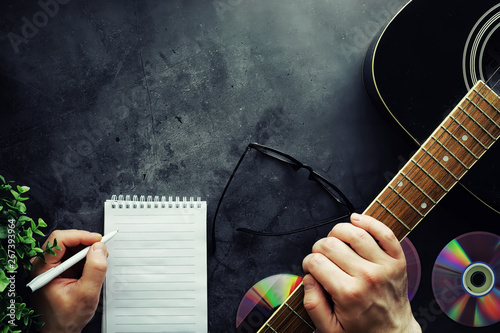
[303,274,344,333]
[78,242,108,294]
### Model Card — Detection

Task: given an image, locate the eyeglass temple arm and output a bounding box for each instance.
[236,214,353,236]
[211,145,253,253]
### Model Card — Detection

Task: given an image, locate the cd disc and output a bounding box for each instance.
[431,231,500,327]
[236,274,302,333]
[401,237,421,301]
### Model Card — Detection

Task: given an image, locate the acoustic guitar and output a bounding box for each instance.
[238,1,500,331]
[246,80,500,332]
[363,0,500,213]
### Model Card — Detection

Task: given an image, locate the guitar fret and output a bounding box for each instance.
[468,94,500,127]
[364,200,421,240]
[449,115,487,149]
[264,325,278,333]
[375,200,412,230]
[283,303,315,331]
[410,159,448,192]
[458,106,496,140]
[420,147,458,181]
[482,95,500,114]
[371,172,433,234]
[387,185,425,217]
[440,125,479,160]
[257,283,315,333]
[400,172,437,204]
[474,89,500,120]
[430,137,469,170]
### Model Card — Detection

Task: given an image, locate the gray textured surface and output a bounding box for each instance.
[1,0,499,332]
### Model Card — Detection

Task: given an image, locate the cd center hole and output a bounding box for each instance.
[471,271,486,287]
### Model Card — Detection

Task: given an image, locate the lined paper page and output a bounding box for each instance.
[103,197,207,333]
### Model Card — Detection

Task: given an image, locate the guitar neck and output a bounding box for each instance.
[257,81,500,333]
[365,80,500,240]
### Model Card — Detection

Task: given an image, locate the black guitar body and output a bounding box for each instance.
[363,0,500,212]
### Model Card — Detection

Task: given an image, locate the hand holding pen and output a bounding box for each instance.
[29,230,117,333]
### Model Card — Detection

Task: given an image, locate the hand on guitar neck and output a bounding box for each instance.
[302,213,421,333]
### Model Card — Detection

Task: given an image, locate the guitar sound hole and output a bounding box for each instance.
[483,28,500,94]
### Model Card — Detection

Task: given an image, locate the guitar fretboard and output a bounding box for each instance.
[366,80,500,240]
[256,81,500,333]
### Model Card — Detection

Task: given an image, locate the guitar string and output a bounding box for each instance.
[278,286,314,332]
[375,79,500,236]
[280,286,314,332]
[263,285,304,332]
[486,65,500,87]
[371,76,500,237]
[264,284,314,332]
[261,286,298,333]
[279,286,314,332]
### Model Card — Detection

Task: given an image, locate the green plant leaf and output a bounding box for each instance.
[16,185,30,194]
[17,234,25,243]
[51,239,62,252]
[0,174,49,330]
[36,253,46,264]
[0,269,9,292]
[17,215,31,224]
[15,248,24,259]
[23,237,35,244]
[16,202,26,214]
[33,229,45,237]
[15,303,24,320]
[45,241,57,256]
[38,218,47,228]
[10,190,20,200]
[0,226,7,239]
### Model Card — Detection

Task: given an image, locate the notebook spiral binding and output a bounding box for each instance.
[110,195,203,209]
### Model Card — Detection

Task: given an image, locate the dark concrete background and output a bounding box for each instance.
[1,0,498,332]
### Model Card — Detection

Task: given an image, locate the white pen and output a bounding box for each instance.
[27,230,118,292]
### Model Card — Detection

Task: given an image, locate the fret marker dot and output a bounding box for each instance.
[421,202,427,209]
[462,134,468,141]
[443,155,449,162]
[397,181,403,187]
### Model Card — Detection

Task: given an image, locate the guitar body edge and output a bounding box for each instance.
[362,0,419,146]
[362,0,500,213]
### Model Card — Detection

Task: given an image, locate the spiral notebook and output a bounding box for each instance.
[103,195,207,333]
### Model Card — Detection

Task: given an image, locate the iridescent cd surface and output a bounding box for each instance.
[401,237,421,301]
[236,274,302,333]
[431,231,500,327]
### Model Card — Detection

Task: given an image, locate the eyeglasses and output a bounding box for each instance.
[211,143,355,250]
